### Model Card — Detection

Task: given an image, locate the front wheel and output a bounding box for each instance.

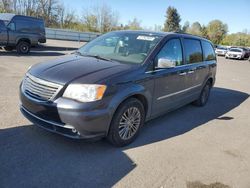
[193,81,211,107]
[107,98,145,147]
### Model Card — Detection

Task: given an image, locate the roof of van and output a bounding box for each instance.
[111,30,213,44]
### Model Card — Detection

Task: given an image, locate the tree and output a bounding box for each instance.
[83,14,98,32]
[182,21,190,33]
[82,4,119,33]
[163,6,181,32]
[222,32,250,46]
[200,25,208,38]
[0,0,12,13]
[124,18,142,30]
[187,22,202,36]
[154,24,162,32]
[206,20,228,44]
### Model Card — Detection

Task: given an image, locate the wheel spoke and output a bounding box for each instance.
[118,106,141,140]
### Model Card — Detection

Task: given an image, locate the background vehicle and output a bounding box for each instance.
[20,31,216,146]
[215,46,228,56]
[241,47,250,58]
[0,13,46,54]
[225,48,245,60]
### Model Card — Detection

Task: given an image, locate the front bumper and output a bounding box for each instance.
[226,54,243,59]
[216,52,226,56]
[20,90,111,139]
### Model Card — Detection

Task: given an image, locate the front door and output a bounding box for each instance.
[151,38,190,116]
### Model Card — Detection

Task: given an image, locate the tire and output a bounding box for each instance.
[16,41,30,54]
[107,98,145,147]
[193,81,211,107]
[4,46,14,51]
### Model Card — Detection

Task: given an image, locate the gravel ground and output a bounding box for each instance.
[0,40,250,188]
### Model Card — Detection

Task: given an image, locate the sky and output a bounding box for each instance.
[62,0,250,34]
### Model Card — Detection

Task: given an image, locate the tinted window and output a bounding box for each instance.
[8,22,15,31]
[202,41,216,61]
[230,48,242,52]
[183,39,203,64]
[0,20,5,28]
[156,38,183,66]
[217,46,227,50]
[15,20,44,33]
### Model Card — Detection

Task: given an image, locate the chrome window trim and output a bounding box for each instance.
[145,61,204,74]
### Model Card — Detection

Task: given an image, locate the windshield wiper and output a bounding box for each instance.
[82,54,113,62]
[72,50,82,55]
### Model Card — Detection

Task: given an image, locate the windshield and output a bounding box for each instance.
[217,47,227,50]
[230,48,242,52]
[78,32,163,64]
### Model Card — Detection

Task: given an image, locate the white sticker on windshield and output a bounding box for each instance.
[137,36,155,41]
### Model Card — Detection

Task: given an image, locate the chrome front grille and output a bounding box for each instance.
[22,73,63,101]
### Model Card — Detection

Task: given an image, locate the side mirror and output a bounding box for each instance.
[157,58,176,68]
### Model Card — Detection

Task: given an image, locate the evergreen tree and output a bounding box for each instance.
[163,6,181,32]
[182,21,190,33]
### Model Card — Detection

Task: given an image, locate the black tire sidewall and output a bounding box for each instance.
[193,81,211,107]
[200,83,211,105]
[108,98,145,147]
[17,41,30,54]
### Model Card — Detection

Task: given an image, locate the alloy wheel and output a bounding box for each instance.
[118,107,141,140]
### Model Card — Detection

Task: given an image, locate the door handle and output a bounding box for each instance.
[179,72,187,76]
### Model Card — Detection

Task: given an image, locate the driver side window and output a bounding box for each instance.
[156,38,183,66]
[8,22,15,31]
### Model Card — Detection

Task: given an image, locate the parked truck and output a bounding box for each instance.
[0,13,46,54]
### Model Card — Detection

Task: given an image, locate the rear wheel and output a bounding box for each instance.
[108,98,145,147]
[193,81,211,107]
[4,46,14,51]
[16,41,30,54]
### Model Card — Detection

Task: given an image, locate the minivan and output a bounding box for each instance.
[20,31,216,146]
[0,13,46,54]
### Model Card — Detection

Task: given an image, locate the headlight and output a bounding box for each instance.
[63,84,107,102]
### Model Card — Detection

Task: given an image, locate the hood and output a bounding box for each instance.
[29,54,133,85]
[227,51,243,55]
[216,49,227,52]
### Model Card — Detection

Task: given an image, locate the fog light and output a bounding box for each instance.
[72,128,77,133]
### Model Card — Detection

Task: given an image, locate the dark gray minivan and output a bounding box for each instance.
[0,13,46,54]
[20,31,216,146]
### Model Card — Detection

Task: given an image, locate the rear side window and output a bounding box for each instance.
[183,39,203,64]
[15,20,31,32]
[202,41,216,61]
[156,38,183,66]
[15,19,44,33]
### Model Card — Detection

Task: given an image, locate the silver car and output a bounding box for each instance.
[225,48,245,60]
[215,46,228,56]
